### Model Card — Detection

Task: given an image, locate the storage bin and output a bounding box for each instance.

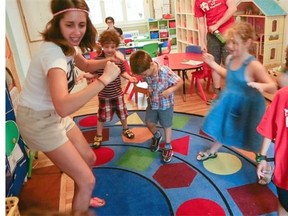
[160,32,169,38]
[150,32,159,39]
[6,197,20,216]
[169,21,176,28]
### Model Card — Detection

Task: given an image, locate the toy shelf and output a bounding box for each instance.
[175,0,199,52]
[147,19,177,45]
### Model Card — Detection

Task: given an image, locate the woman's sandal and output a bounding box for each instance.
[122,128,135,139]
[258,167,274,185]
[91,135,103,149]
[90,197,105,208]
[197,151,217,161]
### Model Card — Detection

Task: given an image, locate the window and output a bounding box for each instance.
[86,0,146,26]
[272,20,277,32]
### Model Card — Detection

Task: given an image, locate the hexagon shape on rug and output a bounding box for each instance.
[153,163,197,189]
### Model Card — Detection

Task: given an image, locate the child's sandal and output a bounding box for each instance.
[91,135,103,149]
[122,128,135,139]
[196,151,217,161]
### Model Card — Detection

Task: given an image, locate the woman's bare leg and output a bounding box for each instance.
[45,126,96,212]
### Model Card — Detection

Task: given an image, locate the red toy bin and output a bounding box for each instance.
[169,21,176,28]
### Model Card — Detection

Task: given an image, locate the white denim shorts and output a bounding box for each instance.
[16,105,75,152]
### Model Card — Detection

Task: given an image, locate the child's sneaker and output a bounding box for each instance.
[122,128,135,139]
[90,135,103,149]
[150,135,162,152]
[162,148,173,163]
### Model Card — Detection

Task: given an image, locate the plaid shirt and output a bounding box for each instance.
[144,62,180,110]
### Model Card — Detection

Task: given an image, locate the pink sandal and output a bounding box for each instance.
[90,197,106,208]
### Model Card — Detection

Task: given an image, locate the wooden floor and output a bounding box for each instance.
[31,74,271,213]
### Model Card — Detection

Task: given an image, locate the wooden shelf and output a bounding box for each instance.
[175,0,199,52]
[147,19,177,45]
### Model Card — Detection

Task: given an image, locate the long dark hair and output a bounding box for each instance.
[41,0,99,56]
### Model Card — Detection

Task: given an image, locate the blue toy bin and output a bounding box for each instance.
[150,32,159,39]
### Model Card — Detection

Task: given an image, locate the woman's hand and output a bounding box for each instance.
[76,72,95,84]
[99,61,120,85]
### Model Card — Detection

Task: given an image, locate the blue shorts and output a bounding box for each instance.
[207,33,229,65]
[277,186,288,211]
[145,106,173,128]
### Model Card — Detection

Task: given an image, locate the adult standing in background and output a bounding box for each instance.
[105,16,124,43]
[194,0,237,104]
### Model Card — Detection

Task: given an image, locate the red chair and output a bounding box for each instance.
[190,63,213,103]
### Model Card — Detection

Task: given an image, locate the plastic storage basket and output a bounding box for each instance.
[6,197,20,216]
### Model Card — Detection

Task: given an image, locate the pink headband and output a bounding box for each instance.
[53,8,89,17]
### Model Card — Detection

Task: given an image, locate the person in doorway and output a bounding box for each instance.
[194,0,237,104]
[196,22,277,161]
[16,0,122,213]
[105,16,124,43]
[78,30,138,148]
[129,50,183,163]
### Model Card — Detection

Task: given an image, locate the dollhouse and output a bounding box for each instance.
[236,0,287,68]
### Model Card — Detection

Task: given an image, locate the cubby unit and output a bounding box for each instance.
[147,18,177,45]
[175,0,199,52]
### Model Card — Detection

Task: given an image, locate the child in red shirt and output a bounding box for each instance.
[256,46,288,215]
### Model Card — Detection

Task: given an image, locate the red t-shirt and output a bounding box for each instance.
[257,87,288,190]
[194,0,234,33]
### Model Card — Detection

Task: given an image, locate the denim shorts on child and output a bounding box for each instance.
[16,105,75,152]
[145,106,173,128]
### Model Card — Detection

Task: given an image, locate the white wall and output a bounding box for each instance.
[6,0,31,83]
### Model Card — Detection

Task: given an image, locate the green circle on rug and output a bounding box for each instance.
[203,153,242,175]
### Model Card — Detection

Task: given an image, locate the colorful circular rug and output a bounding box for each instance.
[73,111,277,216]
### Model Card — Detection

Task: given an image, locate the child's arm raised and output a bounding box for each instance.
[247,61,277,94]
[203,52,227,78]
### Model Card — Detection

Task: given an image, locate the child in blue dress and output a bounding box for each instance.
[197,21,277,161]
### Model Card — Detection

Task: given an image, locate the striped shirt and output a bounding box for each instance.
[93,53,125,99]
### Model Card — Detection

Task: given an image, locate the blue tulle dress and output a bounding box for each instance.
[201,55,265,152]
